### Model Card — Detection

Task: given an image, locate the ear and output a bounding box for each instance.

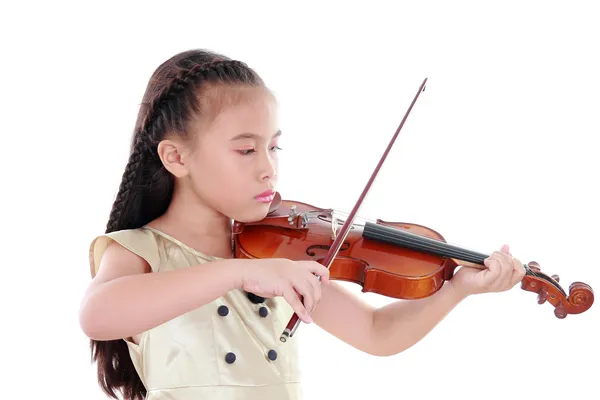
[157,139,190,178]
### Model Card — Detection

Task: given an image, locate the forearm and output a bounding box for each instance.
[79,259,242,341]
[371,281,468,356]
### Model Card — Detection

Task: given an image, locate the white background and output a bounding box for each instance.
[2,1,598,399]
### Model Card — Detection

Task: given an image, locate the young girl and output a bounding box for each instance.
[79,48,526,400]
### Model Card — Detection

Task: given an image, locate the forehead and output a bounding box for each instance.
[201,86,279,142]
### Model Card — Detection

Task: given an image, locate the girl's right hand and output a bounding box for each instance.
[238,258,330,323]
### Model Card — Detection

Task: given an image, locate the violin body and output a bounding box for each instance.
[232,78,594,342]
[233,195,594,318]
[233,198,460,300]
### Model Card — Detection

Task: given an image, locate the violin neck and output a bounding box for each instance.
[362,221,490,265]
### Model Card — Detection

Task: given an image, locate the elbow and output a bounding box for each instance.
[366,310,411,357]
[360,324,396,357]
[363,335,413,357]
[370,349,395,357]
[79,310,104,341]
[78,289,112,341]
[364,342,399,357]
[367,343,412,357]
[79,298,102,340]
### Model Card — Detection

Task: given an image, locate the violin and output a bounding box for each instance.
[232,78,594,343]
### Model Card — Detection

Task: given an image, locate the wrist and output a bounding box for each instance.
[447,281,470,303]
[213,258,245,290]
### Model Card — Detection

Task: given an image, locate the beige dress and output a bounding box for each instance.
[88,226,303,399]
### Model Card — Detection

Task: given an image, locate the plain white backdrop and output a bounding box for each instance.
[2,1,598,399]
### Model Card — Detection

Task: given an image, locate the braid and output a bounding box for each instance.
[105,134,150,232]
[90,50,267,400]
[105,59,257,234]
[142,60,252,128]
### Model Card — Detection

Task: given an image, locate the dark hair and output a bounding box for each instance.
[90,49,267,400]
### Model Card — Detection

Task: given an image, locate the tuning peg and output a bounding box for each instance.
[537,288,548,304]
[527,260,541,271]
[551,274,560,282]
[554,303,567,319]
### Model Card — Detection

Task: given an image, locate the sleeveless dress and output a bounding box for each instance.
[88,226,303,399]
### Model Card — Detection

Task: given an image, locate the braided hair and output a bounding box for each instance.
[90,49,267,400]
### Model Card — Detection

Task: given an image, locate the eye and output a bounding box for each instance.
[236,145,282,156]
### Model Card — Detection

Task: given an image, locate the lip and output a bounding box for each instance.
[255,189,275,202]
[255,189,275,198]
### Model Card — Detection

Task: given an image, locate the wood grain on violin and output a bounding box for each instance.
[233,197,593,321]
[231,78,594,343]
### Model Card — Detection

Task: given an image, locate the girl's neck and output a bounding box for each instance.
[147,185,233,258]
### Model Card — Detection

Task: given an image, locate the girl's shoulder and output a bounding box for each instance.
[88,227,161,279]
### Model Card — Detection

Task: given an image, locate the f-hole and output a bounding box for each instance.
[306,242,350,256]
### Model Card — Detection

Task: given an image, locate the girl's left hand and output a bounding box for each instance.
[451,244,526,298]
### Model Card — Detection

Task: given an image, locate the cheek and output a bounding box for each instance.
[190,152,244,189]
[272,154,280,179]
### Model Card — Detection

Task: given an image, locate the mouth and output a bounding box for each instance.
[255,189,275,203]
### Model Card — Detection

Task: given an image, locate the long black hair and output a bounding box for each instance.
[91,49,267,400]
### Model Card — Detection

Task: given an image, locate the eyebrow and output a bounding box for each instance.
[230,130,282,141]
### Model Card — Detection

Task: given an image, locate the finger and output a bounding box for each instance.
[283,286,312,323]
[497,252,514,290]
[490,250,513,290]
[509,258,526,287]
[503,252,522,289]
[501,244,511,256]
[495,248,513,265]
[305,275,322,312]
[308,262,330,284]
[501,261,514,290]
[482,256,502,289]
[293,278,315,317]
[503,253,523,288]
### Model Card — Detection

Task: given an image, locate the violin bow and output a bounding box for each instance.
[280,78,429,342]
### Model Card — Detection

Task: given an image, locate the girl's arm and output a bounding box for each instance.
[79,240,242,341]
[311,247,524,356]
[79,241,328,341]
[310,280,466,356]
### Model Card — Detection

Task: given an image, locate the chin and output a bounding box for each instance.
[228,203,271,223]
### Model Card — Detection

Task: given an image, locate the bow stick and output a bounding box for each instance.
[280,77,429,342]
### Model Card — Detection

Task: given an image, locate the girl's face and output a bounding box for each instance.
[186,87,281,222]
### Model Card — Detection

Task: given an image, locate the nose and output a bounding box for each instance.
[259,150,277,181]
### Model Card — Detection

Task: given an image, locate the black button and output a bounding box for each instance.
[225,352,236,364]
[217,305,229,316]
[259,306,269,318]
[246,292,265,304]
[267,349,277,361]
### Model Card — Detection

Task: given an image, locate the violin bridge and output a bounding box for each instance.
[287,204,310,228]
[331,214,338,240]
[287,205,299,226]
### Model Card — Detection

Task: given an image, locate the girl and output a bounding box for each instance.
[79,49,525,400]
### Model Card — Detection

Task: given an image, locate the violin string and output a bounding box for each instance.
[310,227,539,283]
[332,208,499,262]
[305,213,487,264]
[364,222,490,264]
[365,223,545,279]
[307,209,545,283]
[365,230,483,265]
[288,216,561,299]
[329,209,544,277]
